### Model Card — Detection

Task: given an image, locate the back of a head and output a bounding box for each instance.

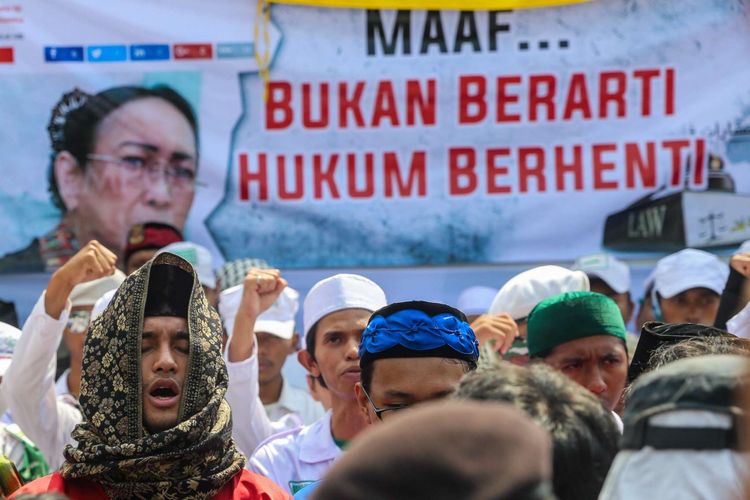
[628,322,742,382]
[646,335,749,373]
[311,400,554,500]
[455,362,619,500]
[602,355,750,500]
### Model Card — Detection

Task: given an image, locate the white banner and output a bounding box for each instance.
[0,0,749,273]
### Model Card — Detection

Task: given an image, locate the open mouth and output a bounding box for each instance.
[151,386,177,398]
[147,379,180,408]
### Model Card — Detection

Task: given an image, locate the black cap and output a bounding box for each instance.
[144,264,193,318]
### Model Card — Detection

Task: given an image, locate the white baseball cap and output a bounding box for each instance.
[572,253,631,294]
[457,286,498,315]
[255,287,300,340]
[69,270,126,308]
[158,242,216,289]
[303,274,387,342]
[0,322,20,377]
[488,265,590,320]
[217,285,300,339]
[653,249,728,299]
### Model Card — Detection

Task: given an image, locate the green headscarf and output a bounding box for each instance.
[60,252,244,499]
[527,291,627,358]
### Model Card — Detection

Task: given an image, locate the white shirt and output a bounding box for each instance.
[4,292,82,470]
[249,411,341,494]
[224,343,301,458]
[264,379,324,426]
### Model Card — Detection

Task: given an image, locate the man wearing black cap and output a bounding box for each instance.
[122,222,183,274]
[15,253,290,499]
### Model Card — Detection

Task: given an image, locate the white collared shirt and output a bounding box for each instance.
[249,411,341,494]
[4,292,82,470]
[263,380,324,426]
[224,343,304,458]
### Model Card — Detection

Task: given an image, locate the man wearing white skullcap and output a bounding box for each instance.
[4,241,124,470]
[226,270,386,494]
[471,266,589,363]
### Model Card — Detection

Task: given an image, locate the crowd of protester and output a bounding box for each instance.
[0,219,748,499]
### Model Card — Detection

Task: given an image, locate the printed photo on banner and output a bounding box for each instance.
[0,74,203,273]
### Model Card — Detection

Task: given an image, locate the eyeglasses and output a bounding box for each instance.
[87,154,204,189]
[361,386,410,421]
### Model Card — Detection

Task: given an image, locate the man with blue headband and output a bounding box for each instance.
[355,301,480,424]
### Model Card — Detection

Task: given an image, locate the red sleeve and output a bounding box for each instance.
[10,472,107,499]
[213,469,292,500]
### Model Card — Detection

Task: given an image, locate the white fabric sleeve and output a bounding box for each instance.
[224,340,276,457]
[727,301,750,339]
[3,291,82,470]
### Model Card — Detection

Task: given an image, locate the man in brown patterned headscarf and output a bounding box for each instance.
[14,253,291,500]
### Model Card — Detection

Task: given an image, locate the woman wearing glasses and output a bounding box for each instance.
[0,85,198,273]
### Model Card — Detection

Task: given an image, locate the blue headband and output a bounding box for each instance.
[359,309,479,362]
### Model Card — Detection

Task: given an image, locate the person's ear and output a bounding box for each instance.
[54,151,85,211]
[298,350,320,379]
[354,382,373,423]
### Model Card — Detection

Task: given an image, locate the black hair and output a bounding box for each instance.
[454,362,620,500]
[47,85,199,211]
[304,321,328,389]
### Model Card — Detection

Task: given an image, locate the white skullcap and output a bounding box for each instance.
[69,270,126,308]
[488,265,589,320]
[158,241,216,289]
[572,253,631,294]
[653,249,728,299]
[303,274,387,342]
[456,286,498,315]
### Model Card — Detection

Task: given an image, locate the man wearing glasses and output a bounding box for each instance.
[227,272,387,494]
[355,301,479,424]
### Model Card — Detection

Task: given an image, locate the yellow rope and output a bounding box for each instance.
[254,0,272,101]
[267,0,588,9]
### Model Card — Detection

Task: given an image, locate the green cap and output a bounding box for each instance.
[527,291,627,357]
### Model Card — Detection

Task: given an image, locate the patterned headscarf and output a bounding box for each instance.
[60,252,245,499]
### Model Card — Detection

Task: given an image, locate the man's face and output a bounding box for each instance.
[543,335,628,411]
[257,331,297,385]
[306,308,370,402]
[141,316,189,433]
[355,357,467,424]
[73,97,196,256]
[589,279,634,325]
[126,249,159,275]
[659,287,721,325]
